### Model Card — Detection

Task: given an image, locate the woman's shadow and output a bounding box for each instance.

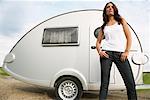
[17,85,99,100]
[47,89,99,100]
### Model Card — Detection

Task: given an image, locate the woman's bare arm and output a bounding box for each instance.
[121,18,132,52]
[96,28,109,58]
[96,28,104,53]
[121,18,132,61]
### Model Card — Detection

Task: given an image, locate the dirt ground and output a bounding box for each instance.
[0,75,150,100]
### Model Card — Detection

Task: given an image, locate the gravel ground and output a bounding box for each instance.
[0,75,150,100]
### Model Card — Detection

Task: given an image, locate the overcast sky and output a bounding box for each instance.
[0,0,150,71]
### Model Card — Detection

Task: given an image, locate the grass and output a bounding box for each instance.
[137,89,150,95]
[0,67,9,76]
[143,72,150,84]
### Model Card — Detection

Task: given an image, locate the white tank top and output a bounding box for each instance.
[102,22,126,52]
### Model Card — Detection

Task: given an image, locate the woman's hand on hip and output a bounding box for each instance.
[99,50,109,58]
[120,51,129,62]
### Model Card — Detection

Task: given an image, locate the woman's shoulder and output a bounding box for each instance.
[120,17,127,25]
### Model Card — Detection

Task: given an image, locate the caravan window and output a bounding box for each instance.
[42,27,79,46]
[94,27,100,38]
[94,27,105,39]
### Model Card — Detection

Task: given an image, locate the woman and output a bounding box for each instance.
[96,2,137,100]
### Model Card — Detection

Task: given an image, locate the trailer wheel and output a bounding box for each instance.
[55,76,83,100]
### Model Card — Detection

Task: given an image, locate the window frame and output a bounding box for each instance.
[42,26,80,47]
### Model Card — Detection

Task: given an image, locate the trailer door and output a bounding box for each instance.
[89,24,115,84]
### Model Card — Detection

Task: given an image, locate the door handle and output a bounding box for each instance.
[91,46,96,49]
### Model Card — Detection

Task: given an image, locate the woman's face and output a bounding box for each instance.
[106,3,114,16]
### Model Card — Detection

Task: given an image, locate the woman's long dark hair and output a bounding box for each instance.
[101,2,122,32]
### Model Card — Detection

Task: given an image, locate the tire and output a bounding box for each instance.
[55,76,83,100]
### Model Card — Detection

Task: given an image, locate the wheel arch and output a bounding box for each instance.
[50,68,88,90]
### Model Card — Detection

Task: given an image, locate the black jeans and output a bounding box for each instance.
[99,51,137,100]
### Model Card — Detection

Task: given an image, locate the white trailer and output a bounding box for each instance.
[2,9,148,100]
